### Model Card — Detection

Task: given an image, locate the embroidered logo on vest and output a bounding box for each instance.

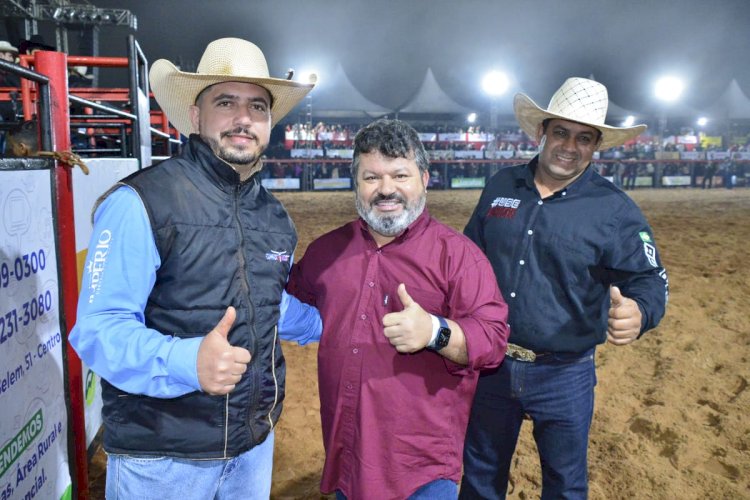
[265,250,290,262]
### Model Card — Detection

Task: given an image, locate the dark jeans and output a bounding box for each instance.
[460,349,596,500]
[336,479,458,499]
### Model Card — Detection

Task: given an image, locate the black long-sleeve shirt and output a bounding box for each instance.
[464,156,668,353]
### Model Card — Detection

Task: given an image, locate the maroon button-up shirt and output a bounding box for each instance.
[288,210,509,500]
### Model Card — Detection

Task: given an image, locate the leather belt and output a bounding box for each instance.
[505,343,550,363]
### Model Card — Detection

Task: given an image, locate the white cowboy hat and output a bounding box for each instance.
[0,41,18,53]
[149,38,314,137]
[72,65,93,79]
[514,77,646,150]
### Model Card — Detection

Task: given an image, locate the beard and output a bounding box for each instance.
[203,127,266,165]
[355,190,426,237]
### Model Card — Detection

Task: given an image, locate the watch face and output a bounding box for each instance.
[434,326,451,350]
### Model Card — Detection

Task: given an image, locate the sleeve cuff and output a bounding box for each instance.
[165,336,203,391]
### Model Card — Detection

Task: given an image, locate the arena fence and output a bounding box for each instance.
[260,158,749,191]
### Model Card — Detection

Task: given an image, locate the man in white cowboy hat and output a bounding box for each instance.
[460,77,669,499]
[70,38,322,499]
[0,40,18,62]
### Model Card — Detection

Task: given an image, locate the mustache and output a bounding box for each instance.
[371,193,406,204]
[221,127,257,140]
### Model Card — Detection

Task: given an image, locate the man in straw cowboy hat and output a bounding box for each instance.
[70,38,321,498]
[460,77,669,499]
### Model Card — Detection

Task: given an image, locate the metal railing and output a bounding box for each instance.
[0,58,52,150]
[258,157,749,191]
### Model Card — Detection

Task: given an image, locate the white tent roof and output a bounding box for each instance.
[397,68,472,114]
[304,63,391,119]
[704,79,750,120]
[605,100,642,122]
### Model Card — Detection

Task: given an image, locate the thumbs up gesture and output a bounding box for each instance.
[382,283,433,353]
[607,286,643,346]
[197,306,252,395]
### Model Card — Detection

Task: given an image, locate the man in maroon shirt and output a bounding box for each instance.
[288,119,509,499]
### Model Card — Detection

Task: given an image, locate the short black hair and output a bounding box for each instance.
[351,119,429,184]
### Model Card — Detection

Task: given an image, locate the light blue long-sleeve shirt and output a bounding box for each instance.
[69,186,321,398]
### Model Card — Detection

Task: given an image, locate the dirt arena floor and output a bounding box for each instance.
[90,187,750,499]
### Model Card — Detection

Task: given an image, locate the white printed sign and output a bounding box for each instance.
[0,167,72,500]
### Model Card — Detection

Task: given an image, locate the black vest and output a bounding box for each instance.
[100,136,297,458]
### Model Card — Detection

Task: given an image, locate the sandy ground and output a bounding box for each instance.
[90,187,750,499]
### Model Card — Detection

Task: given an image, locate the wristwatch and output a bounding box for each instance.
[429,316,451,351]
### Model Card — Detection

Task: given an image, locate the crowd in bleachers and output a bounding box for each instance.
[259,120,750,190]
[274,120,750,160]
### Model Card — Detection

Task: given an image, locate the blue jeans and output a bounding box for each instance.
[336,479,458,499]
[460,350,596,500]
[106,431,274,499]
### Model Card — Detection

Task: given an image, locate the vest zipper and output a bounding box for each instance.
[233,184,262,447]
[233,184,257,352]
[234,185,252,296]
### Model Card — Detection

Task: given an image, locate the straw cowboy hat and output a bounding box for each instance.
[150,38,315,137]
[514,77,646,150]
[0,41,18,53]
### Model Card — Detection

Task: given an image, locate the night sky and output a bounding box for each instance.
[13,0,750,128]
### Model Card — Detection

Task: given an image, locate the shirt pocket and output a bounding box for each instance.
[540,232,603,311]
[543,233,596,281]
[391,285,448,317]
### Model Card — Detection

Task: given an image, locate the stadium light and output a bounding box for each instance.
[653,76,685,180]
[697,117,708,127]
[482,71,509,97]
[467,113,477,124]
[654,76,684,102]
[622,115,635,127]
[482,70,510,131]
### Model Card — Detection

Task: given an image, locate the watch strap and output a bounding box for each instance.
[429,316,451,351]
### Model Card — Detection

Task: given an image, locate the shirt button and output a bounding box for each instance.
[352,348,359,354]
[527,229,533,235]
[519,260,525,265]
[510,292,516,298]
[346,384,353,390]
[360,314,367,320]
[368,281,374,287]
[537,200,543,205]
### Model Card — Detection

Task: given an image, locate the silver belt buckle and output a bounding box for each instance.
[506,343,537,362]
